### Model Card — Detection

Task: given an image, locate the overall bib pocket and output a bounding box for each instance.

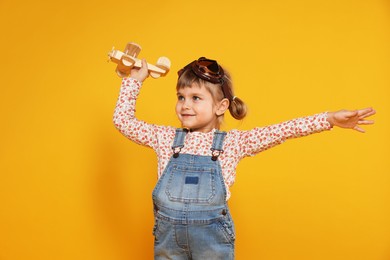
[165,165,216,204]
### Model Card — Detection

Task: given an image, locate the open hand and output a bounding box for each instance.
[327,107,376,133]
[130,59,149,83]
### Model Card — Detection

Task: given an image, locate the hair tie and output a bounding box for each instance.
[232,96,237,101]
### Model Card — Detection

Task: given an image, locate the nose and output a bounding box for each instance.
[182,100,191,109]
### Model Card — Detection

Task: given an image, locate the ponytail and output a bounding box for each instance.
[221,72,247,120]
[229,96,247,120]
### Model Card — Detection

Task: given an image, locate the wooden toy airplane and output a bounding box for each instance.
[108,42,171,78]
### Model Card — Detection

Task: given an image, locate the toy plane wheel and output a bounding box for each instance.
[149,72,161,79]
[116,66,130,78]
[121,55,136,67]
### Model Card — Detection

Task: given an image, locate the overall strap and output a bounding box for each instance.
[210,130,227,161]
[171,128,188,158]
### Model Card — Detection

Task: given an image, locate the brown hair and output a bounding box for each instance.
[176,67,247,126]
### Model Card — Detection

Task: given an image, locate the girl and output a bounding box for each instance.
[113,57,375,260]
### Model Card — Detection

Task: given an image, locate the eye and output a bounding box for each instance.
[177,95,184,101]
[192,96,201,101]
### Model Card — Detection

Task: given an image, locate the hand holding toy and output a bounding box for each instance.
[108,42,171,78]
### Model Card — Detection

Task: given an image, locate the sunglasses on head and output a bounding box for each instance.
[178,57,225,84]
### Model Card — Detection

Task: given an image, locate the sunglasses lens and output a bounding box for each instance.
[205,61,219,73]
[197,58,223,80]
[178,57,224,84]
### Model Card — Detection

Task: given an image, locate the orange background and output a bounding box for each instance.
[0,0,389,259]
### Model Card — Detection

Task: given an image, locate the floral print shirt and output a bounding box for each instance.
[113,78,332,200]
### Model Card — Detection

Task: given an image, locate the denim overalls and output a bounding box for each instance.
[152,129,236,259]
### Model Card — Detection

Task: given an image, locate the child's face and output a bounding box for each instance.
[176,83,223,133]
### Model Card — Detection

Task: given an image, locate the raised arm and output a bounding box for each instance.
[113,60,168,148]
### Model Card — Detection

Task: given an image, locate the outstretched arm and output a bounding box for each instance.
[327,107,376,133]
[234,108,376,157]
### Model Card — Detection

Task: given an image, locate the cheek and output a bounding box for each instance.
[175,102,180,114]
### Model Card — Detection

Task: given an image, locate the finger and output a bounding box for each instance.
[359,110,376,119]
[141,59,149,69]
[357,107,375,117]
[359,109,375,117]
[354,125,366,133]
[358,120,375,125]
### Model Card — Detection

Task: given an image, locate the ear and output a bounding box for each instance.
[215,98,230,116]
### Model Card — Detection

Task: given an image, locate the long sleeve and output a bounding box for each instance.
[113,77,171,149]
[228,113,333,158]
